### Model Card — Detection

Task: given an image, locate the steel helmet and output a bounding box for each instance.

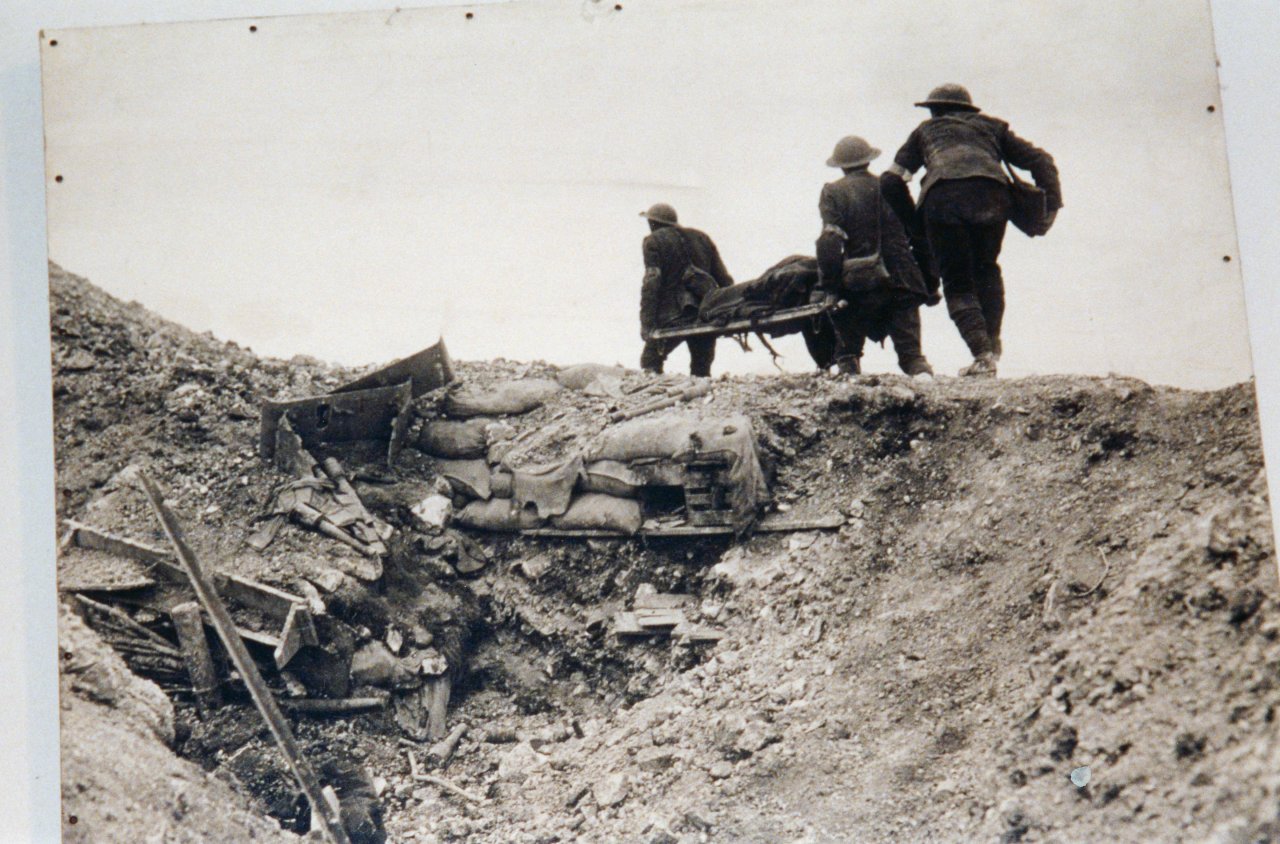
[826,135,881,169]
[639,203,679,226]
[914,83,979,111]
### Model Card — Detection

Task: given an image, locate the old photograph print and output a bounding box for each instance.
[42,1,1279,841]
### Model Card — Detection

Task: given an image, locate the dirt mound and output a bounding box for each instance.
[49,262,1280,843]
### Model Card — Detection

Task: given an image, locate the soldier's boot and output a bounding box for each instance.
[990,336,1003,362]
[959,352,998,378]
[835,355,861,376]
[899,354,934,379]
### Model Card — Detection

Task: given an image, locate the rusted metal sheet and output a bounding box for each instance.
[259,381,413,463]
[334,339,454,398]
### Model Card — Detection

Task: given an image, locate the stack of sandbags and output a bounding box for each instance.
[586,413,769,530]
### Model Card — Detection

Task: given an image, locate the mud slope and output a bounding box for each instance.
[48,262,1280,844]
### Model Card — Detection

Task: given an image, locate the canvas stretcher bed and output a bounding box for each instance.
[647,299,844,342]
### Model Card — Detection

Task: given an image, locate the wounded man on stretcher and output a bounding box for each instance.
[651,247,935,376]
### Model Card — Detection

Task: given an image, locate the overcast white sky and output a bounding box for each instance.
[40,0,1249,387]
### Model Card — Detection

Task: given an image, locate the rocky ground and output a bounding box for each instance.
[49,262,1280,843]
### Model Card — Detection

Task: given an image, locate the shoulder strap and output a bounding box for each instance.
[1003,158,1029,186]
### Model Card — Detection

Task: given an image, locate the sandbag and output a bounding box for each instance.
[555,363,629,391]
[580,460,642,499]
[549,494,643,535]
[512,456,584,518]
[454,498,544,532]
[490,469,514,499]
[418,418,489,459]
[445,379,562,418]
[434,459,491,501]
[586,413,769,531]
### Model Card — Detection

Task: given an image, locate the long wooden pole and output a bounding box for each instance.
[132,469,351,844]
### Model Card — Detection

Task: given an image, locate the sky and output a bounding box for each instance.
[38,0,1250,388]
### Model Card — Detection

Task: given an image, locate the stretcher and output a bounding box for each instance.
[647,298,846,342]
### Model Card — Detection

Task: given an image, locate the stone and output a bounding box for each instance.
[349,641,397,687]
[411,494,454,532]
[593,772,630,808]
[635,747,676,772]
[708,761,734,780]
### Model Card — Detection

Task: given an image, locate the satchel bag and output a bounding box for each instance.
[1004,160,1053,237]
[839,199,892,296]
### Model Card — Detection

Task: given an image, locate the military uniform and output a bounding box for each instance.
[639,224,733,376]
[817,167,933,376]
[884,88,1061,367]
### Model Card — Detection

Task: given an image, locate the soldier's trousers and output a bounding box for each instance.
[829,298,932,376]
[641,335,716,377]
[925,218,1007,357]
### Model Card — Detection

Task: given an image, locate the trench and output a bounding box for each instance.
[166,511,734,840]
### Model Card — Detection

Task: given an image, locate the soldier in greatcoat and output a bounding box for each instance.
[638,203,734,376]
[816,135,935,378]
[882,84,1062,377]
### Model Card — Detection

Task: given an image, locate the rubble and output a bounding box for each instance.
[48,265,1280,843]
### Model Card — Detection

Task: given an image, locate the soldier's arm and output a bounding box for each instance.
[879,172,921,237]
[885,129,923,183]
[1003,128,1062,211]
[640,237,663,339]
[705,239,734,288]
[816,185,846,285]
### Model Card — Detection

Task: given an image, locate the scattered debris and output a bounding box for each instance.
[63,520,319,669]
[608,381,712,423]
[132,468,353,844]
[171,600,221,715]
[281,696,390,716]
[260,381,414,467]
[333,339,454,398]
[427,723,468,768]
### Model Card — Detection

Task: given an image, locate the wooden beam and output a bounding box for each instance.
[171,601,222,715]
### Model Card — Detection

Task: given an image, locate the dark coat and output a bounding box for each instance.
[818,169,929,306]
[891,112,1062,211]
[640,225,733,332]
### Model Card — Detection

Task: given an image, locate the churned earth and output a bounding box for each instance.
[49,262,1280,843]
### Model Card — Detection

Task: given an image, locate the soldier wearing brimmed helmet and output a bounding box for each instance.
[637,203,734,376]
[813,135,935,378]
[882,83,1062,377]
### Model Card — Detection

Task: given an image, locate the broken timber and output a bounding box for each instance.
[333,339,454,398]
[171,601,222,714]
[282,695,389,715]
[62,520,318,669]
[133,468,352,844]
[520,512,845,539]
[259,381,413,466]
[648,300,839,342]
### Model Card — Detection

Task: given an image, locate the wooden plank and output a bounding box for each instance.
[67,520,171,564]
[223,573,306,622]
[134,470,352,844]
[519,512,843,539]
[282,696,389,715]
[633,593,693,610]
[633,608,685,629]
[648,301,834,341]
[272,604,318,669]
[613,612,645,636]
[672,622,725,643]
[425,675,452,742]
[171,601,222,715]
